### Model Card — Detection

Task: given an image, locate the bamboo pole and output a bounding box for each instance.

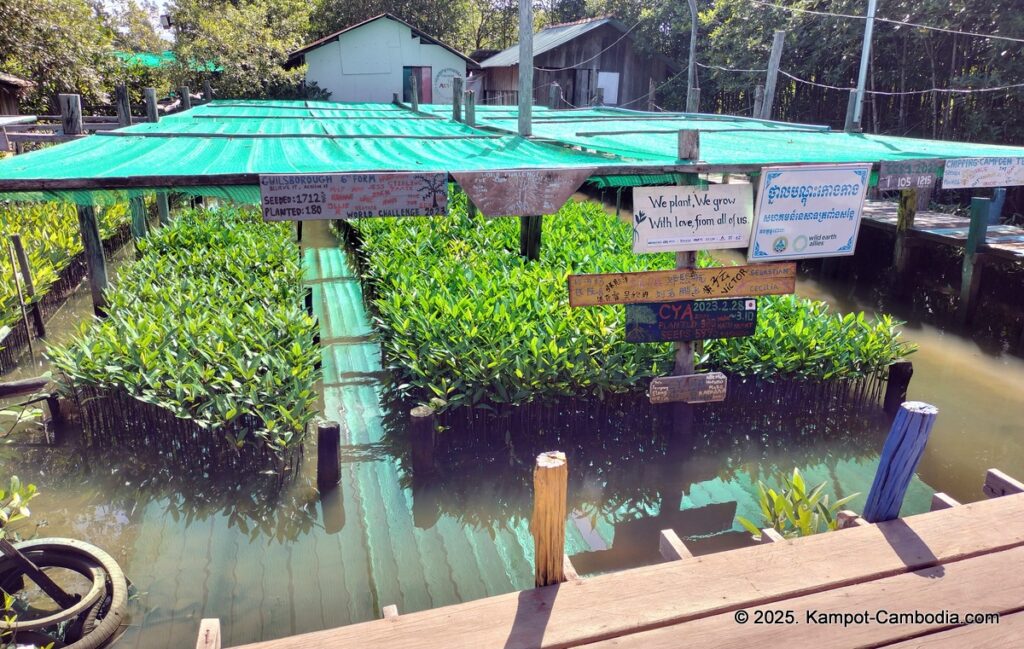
[531,451,567,587]
[5,241,33,357]
[9,235,45,337]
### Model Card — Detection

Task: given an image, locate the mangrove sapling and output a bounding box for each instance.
[737,468,859,539]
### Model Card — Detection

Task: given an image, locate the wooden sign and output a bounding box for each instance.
[452,167,595,217]
[942,157,1024,189]
[632,184,753,253]
[877,159,942,191]
[649,372,727,404]
[625,298,757,343]
[567,262,795,307]
[259,172,448,221]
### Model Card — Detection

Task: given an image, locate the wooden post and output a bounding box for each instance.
[452,76,463,122]
[615,187,622,218]
[678,130,700,161]
[9,235,45,337]
[760,30,786,120]
[531,451,567,587]
[593,87,604,107]
[983,468,1024,498]
[685,0,699,113]
[752,84,764,120]
[464,90,476,127]
[958,197,990,325]
[410,405,435,475]
[862,401,938,523]
[5,241,33,356]
[518,0,534,137]
[195,619,221,649]
[316,420,341,490]
[157,192,171,226]
[686,87,700,113]
[844,90,859,131]
[658,529,693,560]
[930,492,960,510]
[519,215,542,260]
[987,187,1006,224]
[58,94,83,135]
[178,86,192,111]
[549,82,560,109]
[115,84,131,127]
[647,78,656,111]
[76,205,108,316]
[129,195,148,243]
[882,360,913,416]
[410,72,419,112]
[893,187,917,287]
[144,88,160,123]
[203,79,213,103]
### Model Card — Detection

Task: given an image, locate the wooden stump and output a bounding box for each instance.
[531,451,568,587]
[882,360,913,416]
[410,405,435,475]
[863,401,938,523]
[316,420,341,490]
[144,88,160,123]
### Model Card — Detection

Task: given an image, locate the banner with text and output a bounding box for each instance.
[942,157,1024,189]
[625,298,757,343]
[748,163,870,262]
[260,172,448,221]
[632,184,753,253]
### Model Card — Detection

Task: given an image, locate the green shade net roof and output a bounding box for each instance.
[113,50,221,72]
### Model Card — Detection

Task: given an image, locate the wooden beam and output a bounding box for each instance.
[6,133,86,144]
[76,204,108,316]
[532,451,567,587]
[382,605,399,620]
[862,401,938,522]
[837,510,869,529]
[759,528,785,544]
[984,469,1024,499]
[930,492,960,511]
[195,619,221,649]
[658,529,693,560]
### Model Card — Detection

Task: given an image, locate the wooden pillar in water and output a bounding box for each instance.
[76,205,108,316]
[9,235,45,337]
[882,360,913,416]
[410,406,435,475]
[958,197,990,326]
[893,187,917,291]
[316,420,341,490]
[862,401,938,522]
[115,84,132,127]
[452,76,463,122]
[144,88,160,123]
[531,451,567,587]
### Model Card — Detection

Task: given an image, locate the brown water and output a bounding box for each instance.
[0,213,1021,647]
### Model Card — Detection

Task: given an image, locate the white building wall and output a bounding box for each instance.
[302,18,468,103]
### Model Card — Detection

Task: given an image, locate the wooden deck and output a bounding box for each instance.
[861,201,1024,260]
[231,492,1024,649]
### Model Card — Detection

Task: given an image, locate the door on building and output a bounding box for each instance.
[403,67,433,103]
[574,69,598,106]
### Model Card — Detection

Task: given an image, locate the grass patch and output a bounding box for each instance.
[352,194,914,411]
[48,207,319,454]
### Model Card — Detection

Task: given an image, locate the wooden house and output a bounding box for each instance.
[0,72,34,114]
[475,16,677,108]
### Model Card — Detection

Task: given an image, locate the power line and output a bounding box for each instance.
[533,20,643,72]
[749,0,1024,45]
[696,61,767,73]
[779,68,1024,95]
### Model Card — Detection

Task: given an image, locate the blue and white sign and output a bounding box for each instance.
[748,163,870,262]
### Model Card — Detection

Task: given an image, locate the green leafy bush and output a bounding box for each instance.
[352,195,914,410]
[48,207,318,453]
[737,468,858,539]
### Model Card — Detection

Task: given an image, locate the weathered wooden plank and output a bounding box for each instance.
[863,402,939,523]
[930,492,960,511]
[585,544,1024,649]
[195,618,221,649]
[837,510,869,529]
[658,529,693,560]
[759,528,785,544]
[452,168,594,217]
[649,372,727,405]
[884,610,1024,648]
[984,469,1024,499]
[233,494,1024,649]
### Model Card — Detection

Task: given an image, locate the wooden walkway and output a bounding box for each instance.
[861,201,1024,260]
[231,492,1024,648]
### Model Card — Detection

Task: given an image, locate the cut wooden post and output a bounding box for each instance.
[316,420,341,490]
[594,87,605,107]
[58,94,83,135]
[844,89,860,132]
[759,528,785,544]
[76,204,108,316]
[520,215,542,261]
[958,197,990,325]
[178,86,192,111]
[517,0,534,136]
[647,78,656,111]
[658,529,693,560]
[410,72,419,112]
[144,87,160,123]
[549,82,560,109]
[863,401,939,523]
[114,84,131,127]
[837,510,869,528]
[195,618,221,649]
[452,76,463,122]
[10,235,45,337]
[129,195,148,243]
[760,30,786,120]
[157,192,171,225]
[893,187,917,280]
[752,84,764,120]
[677,130,700,161]
[464,90,476,127]
[382,605,399,620]
[882,360,913,416]
[983,469,1024,498]
[930,492,960,511]
[531,451,567,587]
[410,405,435,475]
[203,79,213,103]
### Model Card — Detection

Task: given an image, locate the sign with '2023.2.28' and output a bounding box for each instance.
[748,163,870,262]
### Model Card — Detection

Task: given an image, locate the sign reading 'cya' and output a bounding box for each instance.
[625,298,757,343]
[632,184,753,253]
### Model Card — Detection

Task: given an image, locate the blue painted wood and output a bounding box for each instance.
[862,401,939,523]
[988,188,1006,225]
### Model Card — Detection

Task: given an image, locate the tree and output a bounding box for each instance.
[106,0,170,53]
[311,0,474,51]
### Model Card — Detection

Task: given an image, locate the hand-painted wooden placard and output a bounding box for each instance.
[649,372,727,404]
[567,262,795,307]
[877,159,942,191]
[451,167,595,217]
[632,184,753,253]
[260,172,448,221]
[942,157,1024,189]
[625,298,757,343]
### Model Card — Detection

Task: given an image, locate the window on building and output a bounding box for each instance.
[597,71,620,105]
[403,67,433,103]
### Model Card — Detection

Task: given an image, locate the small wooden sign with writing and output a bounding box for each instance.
[649,372,728,404]
[567,262,795,307]
[452,167,596,217]
[260,172,448,221]
[626,298,757,343]
[877,159,942,192]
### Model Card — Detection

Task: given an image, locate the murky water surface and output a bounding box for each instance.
[0,215,1020,647]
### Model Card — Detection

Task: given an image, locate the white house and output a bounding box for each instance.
[288,14,478,104]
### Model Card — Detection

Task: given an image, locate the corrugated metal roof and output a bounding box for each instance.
[480,17,618,68]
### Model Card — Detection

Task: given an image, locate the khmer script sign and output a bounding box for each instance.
[632,184,753,253]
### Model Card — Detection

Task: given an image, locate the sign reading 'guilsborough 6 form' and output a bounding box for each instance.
[632,184,753,253]
[748,163,870,262]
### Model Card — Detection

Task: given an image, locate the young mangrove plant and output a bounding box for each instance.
[350,194,914,411]
[48,207,319,455]
[737,468,859,539]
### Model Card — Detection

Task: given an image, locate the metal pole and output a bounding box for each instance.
[518,0,534,137]
[853,0,878,125]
